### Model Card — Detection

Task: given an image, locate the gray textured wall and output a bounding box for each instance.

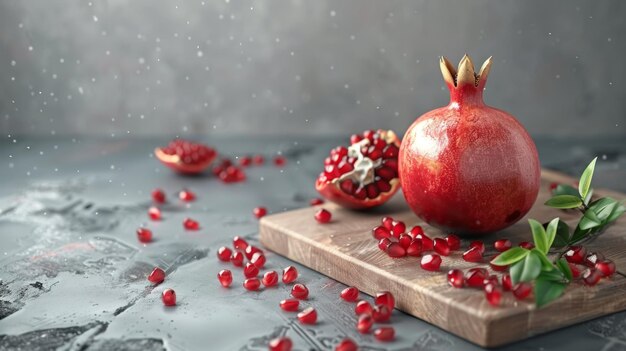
[1,0,625,137]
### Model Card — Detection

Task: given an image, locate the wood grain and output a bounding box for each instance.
[259,170,626,347]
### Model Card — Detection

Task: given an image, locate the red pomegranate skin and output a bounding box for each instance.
[399,56,540,235]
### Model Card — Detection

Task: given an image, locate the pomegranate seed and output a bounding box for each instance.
[269,337,292,351]
[273,155,287,167]
[386,242,406,258]
[217,246,232,262]
[230,251,244,267]
[244,262,259,278]
[462,246,483,262]
[148,206,161,220]
[583,269,602,286]
[433,238,450,256]
[253,155,265,165]
[335,338,358,351]
[297,307,317,325]
[415,233,433,251]
[279,299,300,312]
[406,240,423,256]
[484,283,502,306]
[445,234,461,250]
[569,263,582,279]
[340,287,359,302]
[373,327,395,342]
[372,304,391,322]
[519,241,535,250]
[244,245,263,260]
[233,236,248,250]
[218,269,233,287]
[409,225,424,238]
[262,271,279,287]
[375,291,395,309]
[355,300,372,315]
[183,218,200,230]
[243,277,261,291]
[372,225,391,240]
[315,209,332,223]
[447,269,464,288]
[391,220,406,237]
[253,206,267,219]
[381,216,394,230]
[483,274,499,287]
[398,234,412,249]
[565,246,587,264]
[494,239,512,252]
[502,274,513,291]
[291,283,309,299]
[357,314,373,333]
[250,252,266,268]
[309,198,324,206]
[465,268,488,288]
[596,260,616,277]
[470,241,485,254]
[378,238,392,251]
[238,156,252,167]
[513,282,532,300]
[136,227,152,243]
[148,267,165,284]
[490,254,509,272]
[178,189,196,202]
[282,266,298,284]
[421,254,442,271]
[549,182,558,192]
[162,288,176,306]
[151,188,166,203]
[584,252,605,267]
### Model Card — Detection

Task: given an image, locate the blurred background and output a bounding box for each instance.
[0,0,624,138]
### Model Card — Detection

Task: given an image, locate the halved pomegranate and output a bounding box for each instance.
[315,129,401,209]
[155,139,217,175]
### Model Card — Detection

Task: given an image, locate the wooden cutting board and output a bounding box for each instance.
[259,169,626,347]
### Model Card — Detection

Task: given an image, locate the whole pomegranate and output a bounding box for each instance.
[399,55,540,234]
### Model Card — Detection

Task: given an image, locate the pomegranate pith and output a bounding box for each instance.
[155,139,217,174]
[398,55,540,234]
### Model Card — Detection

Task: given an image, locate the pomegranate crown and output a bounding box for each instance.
[439,54,492,89]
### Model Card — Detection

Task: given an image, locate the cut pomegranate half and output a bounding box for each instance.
[155,139,217,175]
[315,129,401,209]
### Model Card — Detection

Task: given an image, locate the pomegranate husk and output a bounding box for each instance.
[399,55,540,235]
[155,146,217,174]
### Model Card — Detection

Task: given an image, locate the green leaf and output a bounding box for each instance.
[533,248,556,271]
[607,202,626,223]
[589,197,619,222]
[535,279,567,308]
[529,219,548,254]
[579,209,602,230]
[538,268,565,282]
[490,247,529,266]
[553,184,581,197]
[556,258,573,281]
[571,225,591,244]
[552,219,571,248]
[578,157,597,199]
[510,250,542,284]
[584,188,594,206]
[545,218,559,251]
[545,195,583,209]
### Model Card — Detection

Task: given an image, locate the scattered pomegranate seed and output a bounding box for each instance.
[484,283,502,306]
[315,209,332,223]
[470,241,485,254]
[433,238,450,256]
[381,216,394,230]
[357,314,373,333]
[244,263,259,278]
[238,156,252,167]
[148,267,165,284]
[282,266,298,284]
[372,304,391,322]
[136,227,152,243]
[378,238,392,251]
[502,274,513,291]
[243,277,261,291]
[183,218,200,230]
[230,251,244,267]
[386,242,406,258]
[490,254,509,272]
[218,165,247,183]
[569,263,582,279]
[279,299,300,312]
[391,220,406,237]
[415,233,433,251]
[355,300,372,315]
[494,239,512,252]
[513,282,532,300]
[584,252,605,268]
[340,287,359,302]
[218,269,233,287]
[565,246,587,264]
[151,188,166,203]
[162,288,176,306]
[217,246,232,262]
[148,206,161,220]
[483,274,499,287]
[595,260,616,277]
[297,307,317,324]
[262,271,279,287]
[335,338,358,351]
[372,225,391,240]
[409,225,424,238]
[244,245,263,260]
[178,189,196,202]
[447,269,464,288]
[465,268,488,288]
[269,337,292,351]
[233,236,248,250]
[406,240,423,256]
[462,246,483,262]
[583,269,602,286]
[250,252,266,268]
[253,206,267,219]
[421,254,442,271]
[549,182,559,192]
[396,233,409,249]
[273,155,287,167]
[375,291,395,309]
[373,327,395,342]
[519,241,535,250]
[291,283,309,299]
[445,234,461,251]
[309,198,324,206]
[253,155,265,165]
